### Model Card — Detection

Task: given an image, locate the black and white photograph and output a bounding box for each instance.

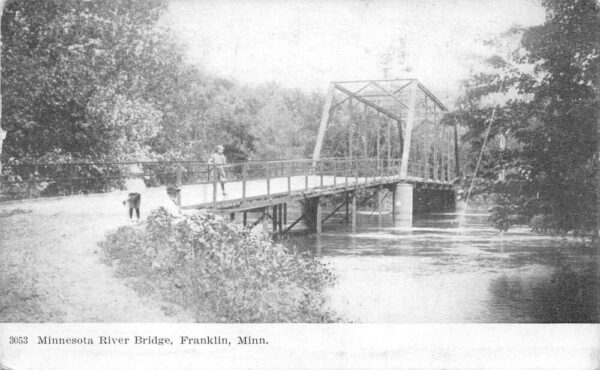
[0,0,598,368]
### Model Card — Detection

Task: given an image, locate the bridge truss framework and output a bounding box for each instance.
[312,79,458,182]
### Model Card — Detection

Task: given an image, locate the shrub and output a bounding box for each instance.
[99,208,337,322]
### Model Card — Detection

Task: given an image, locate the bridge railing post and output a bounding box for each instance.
[242,163,247,205]
[319,160,324,188]
[287,162,291,194]
[345,158,349,187]
[266,163,271,198]
[333,159,337,187]
[305,160,309,190]
[354,158,358,189]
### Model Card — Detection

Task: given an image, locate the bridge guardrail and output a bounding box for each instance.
[1,156,449,203]
[206,157,404,209]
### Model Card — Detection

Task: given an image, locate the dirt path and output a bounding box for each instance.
[0,192,193,322]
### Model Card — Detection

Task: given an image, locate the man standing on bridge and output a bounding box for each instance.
[208,145,227,196]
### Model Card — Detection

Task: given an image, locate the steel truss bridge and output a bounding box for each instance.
[1,79,458,233]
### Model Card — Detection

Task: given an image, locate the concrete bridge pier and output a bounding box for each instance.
[392,183,413,228]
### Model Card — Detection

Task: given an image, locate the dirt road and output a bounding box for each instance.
[0,191,193,322]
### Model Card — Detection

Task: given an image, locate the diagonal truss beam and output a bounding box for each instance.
[392,81,413,95]
[329,82,373,111]
[416,82,448,111]
[333,84,403,122]
[312,84,335,161]
[372,82,410,109]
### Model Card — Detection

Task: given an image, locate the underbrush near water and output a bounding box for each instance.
[99,208,338,322]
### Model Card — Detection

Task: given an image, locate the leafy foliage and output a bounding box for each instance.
[99,208,338,322]
[451,0,599,236]
[1,1,326,198]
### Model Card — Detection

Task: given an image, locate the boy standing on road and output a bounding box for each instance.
[123,164,146,221]
[208,145,227,196]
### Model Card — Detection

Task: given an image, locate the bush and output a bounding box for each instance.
[99,208,337,322]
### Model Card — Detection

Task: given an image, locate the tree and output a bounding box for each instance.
[1,0,170,164]
[453,0,599,235]
[0,0,327,198]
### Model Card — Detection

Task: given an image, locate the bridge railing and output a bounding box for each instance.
[0,160,214,201]
[201,157,406,208]
[1,156,431,203]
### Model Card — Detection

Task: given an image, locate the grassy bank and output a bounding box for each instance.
[99,208,338,322]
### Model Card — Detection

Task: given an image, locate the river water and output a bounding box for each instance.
[290,208,599,323]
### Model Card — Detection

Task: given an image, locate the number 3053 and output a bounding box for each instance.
[9,337,28,344]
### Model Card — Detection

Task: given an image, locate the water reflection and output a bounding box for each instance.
[289,209,600,323]
[488,265,600,323]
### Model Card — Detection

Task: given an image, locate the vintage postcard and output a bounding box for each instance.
[0,0,598,368]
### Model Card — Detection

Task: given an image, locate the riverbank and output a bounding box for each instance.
[0,192,336,323]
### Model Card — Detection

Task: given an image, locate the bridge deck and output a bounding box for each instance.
[1,158,457,208]
[178,174,453,211]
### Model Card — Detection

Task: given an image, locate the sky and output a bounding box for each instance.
[162,0,545,106]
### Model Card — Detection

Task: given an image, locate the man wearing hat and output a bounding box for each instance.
[208,145,227,196]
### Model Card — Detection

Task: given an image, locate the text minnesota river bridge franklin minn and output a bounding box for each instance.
[35,335,268,345]
[1,79,459,233]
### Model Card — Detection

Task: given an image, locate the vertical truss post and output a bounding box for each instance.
[400,81,418,178]
[454,121,460,179]
[348,98,354,160]
[376,113,380,174]
[387,117,391,176]
[351,191,357,229]
[434,112,440,181]
[446,126,451,182]
[434,108,439,180]
[363,105,368,159]
[423,132,431,180]
[397,119,403,173]
[377,185,382,219]
[312,84,335,161]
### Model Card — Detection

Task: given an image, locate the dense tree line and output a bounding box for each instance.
[449,0,599,236]
[0,0,323,196]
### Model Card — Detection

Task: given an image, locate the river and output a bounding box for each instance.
[290,207,599,323]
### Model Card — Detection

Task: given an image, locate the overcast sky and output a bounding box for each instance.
[162,0,545,105]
